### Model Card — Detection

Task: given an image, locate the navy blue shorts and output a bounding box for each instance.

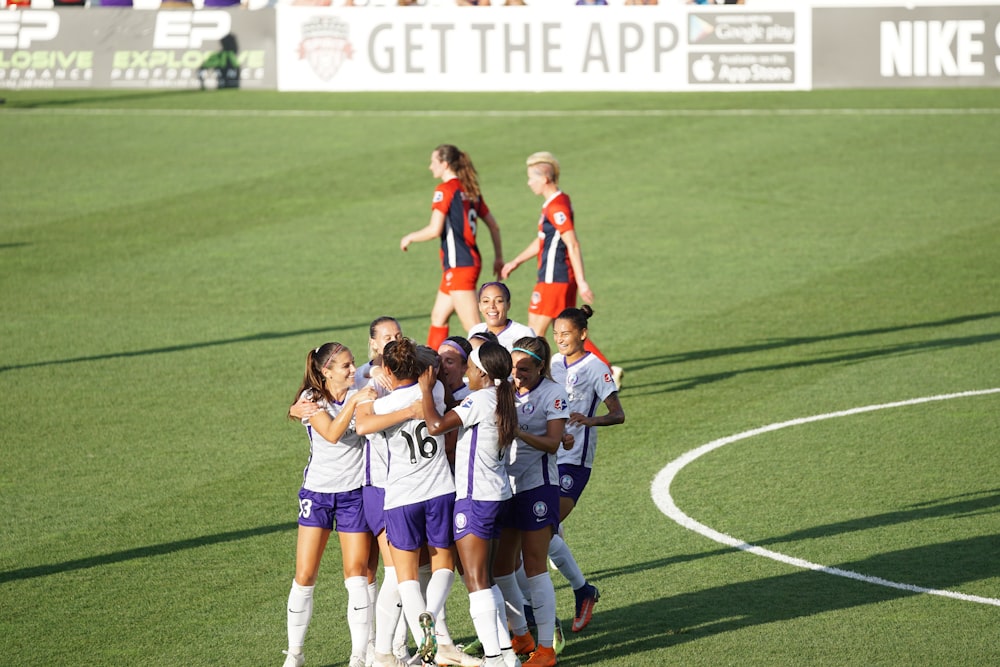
[557,464,591,504]
[500,485,559,533]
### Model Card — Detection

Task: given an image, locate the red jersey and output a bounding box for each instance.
[433,179,480,270]
[536,191,575,285]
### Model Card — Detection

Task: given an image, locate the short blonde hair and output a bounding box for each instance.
[526,151,560,184]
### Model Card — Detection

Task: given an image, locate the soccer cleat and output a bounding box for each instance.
[435,642,482,667]
[350,655,367,667]
[571,584,599,632]
[282,650,305,667]
[611,365,624,390]
[510,631,535,657]
[418,612,438,664]
[522,646,557,667]
[460,638,482,657]
[501,648,521,667]
[373,651,409,667]
[552,618,565,656]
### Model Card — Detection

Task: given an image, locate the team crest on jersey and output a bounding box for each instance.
[531,291,542,305]
[520,402,535,415]
[567,372,580,387]
[298,16,353,82]
[533,501,548,519]
[560,474,574,491]
[455,512,468,531]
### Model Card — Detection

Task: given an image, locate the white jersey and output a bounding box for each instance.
[356,361,392,399]
[451,382,472,404]
[452,387,513,502]
[509,378,569,494]
[551,352,616,469]
[468,320,536,352]
[300,389,366,493]
[374,381,455,510]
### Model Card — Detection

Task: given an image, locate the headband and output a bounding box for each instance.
[512,346,543,362]
[321,343,345,370]
[439,339,468,360]
[469,347,502,386]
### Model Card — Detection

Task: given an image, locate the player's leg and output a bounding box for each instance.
[429,289,455,349]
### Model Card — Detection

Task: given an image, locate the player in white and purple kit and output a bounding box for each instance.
[467,282,536,352]
[549,305,624,635]
[282,343,376,667]
[419,341,521,667]
[355,338,455,667]
[495,335,570,667]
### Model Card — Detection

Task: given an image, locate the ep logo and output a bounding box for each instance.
[153,11,232,49]
[0,11,60,50]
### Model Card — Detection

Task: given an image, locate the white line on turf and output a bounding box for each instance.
[651,388,1000,607]
[5,108,1000,119]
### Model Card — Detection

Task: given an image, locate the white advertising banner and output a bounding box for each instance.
[275,5,811,92]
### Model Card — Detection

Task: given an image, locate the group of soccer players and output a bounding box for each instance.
[281,146,625,667]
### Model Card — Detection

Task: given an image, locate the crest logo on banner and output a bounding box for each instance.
[298,16,353,81]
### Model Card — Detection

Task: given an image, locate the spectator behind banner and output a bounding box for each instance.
[200,33,241,90]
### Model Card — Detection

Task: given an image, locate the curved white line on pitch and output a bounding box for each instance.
[651,388,1000,607]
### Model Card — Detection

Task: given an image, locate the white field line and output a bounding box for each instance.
[4,107,1000,119]
[651,388,1000,607]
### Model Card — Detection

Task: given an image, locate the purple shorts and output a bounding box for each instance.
[454,497,506,542]
[557,464,592,504]
[363,485,386,536]
[385,493,455,552]
[500,485,559,533]
[298,487,368,533]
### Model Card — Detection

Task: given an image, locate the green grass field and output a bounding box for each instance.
[2,88,998,667]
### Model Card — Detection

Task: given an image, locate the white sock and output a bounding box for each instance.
[375,567,402,655]
[427,568,456,644]
[398,578,427,647]
[469,588,501,658]
[548,534,586,590]
[491,584,513,650]
[345,576,371,659]
[367,580,378,644]
[527,572,556,647]
[495,573,527,636]
[515,563,533,606]
[287,580,314,653]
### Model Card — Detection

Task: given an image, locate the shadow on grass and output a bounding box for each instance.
[6,88,206,109]
[0,522,295,585]
[750,489,1000,547]
[0,314,427,374]
[570,534,1000,663]
[620,311,1000,397]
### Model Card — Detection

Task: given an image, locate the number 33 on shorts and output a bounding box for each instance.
[298,498,313,519]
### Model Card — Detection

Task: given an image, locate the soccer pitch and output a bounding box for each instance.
[2,88,999,666]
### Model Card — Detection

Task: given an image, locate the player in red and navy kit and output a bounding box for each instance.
[501,151,622,389]
[401,145,504,352]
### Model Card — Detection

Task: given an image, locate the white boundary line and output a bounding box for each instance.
[4,107,1000,119]
[651,388,1000,607]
